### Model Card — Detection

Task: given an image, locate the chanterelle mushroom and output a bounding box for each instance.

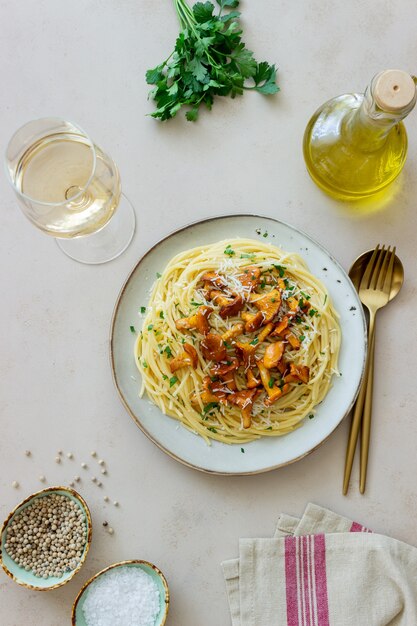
[246,368,261,389]
[229,389,259,429]
[235,341,257,369]
[192,376,228,407]
[175,306,213,335]
[263,342,285,369]
[271,316,289,337]
[210,358,239,390]
[235,266,261,292]
[200,333,227,362]
[284,363,310,384]
[250,289,281,322]
[221,322,245,343]
[170,344,198,373]
[242,310,264,333]
[257,361,285,405]
[201,271,227,289]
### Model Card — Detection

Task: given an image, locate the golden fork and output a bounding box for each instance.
[343,245,396,495]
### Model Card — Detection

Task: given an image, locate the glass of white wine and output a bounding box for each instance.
[5,118,136,264]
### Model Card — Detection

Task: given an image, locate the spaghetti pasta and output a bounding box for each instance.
[135,239,340,444]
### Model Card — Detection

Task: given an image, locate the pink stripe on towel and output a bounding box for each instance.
[285,536,299,626]
[350,521,372,533]
[302,536,312,626]
[313,534,330,626]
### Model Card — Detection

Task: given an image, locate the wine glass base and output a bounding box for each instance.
[55,194,136,264]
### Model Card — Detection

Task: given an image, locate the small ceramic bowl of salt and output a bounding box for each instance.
[72,560,169,626]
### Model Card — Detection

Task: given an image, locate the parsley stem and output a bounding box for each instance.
[174,0,221,70]
[175,0,196,32]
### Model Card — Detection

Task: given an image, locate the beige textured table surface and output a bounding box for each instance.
[1,1,417,624]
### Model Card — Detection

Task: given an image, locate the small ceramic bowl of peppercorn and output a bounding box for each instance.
[0,486,92,591]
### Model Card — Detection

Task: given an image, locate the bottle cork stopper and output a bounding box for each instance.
[374,70,416,112]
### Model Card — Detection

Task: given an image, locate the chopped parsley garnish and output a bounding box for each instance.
[224,245,235,256]
[298,297,305,309]
[309,309,318,317]
[268,378,274,388]
[250,338,259,346]
[159,311,164,319]
[224,341,232,349]
[260,280,266,289]
[156,272,162,278]
[140,307,146,314]
[262,231,268,238]
[169,376,178,387]
[129,325,136,333]
[164,345,173,358]
[147,324,154,331]
[308,414,314,419]
[241,447,245,453]
[180,337,186,344]
[208,427,218,433]
[266,426,273,430]
[191,301,203,307]
[240,253,256,259]
[142,360,148,368]
[273,264,285,277]
[300,291,311,300]
[299,335,306,342]
[295,316,302,324]
[203,402,219,414]
[323,294,328,304]
[162,374,168,380]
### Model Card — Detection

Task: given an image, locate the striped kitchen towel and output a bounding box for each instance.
[222,503,417,626]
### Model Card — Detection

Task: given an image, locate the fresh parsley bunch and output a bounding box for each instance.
[146,0,279,122]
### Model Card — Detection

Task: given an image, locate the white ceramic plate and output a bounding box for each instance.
[110,215,366,475]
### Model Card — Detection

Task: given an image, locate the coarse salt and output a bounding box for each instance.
[82,566,160,626]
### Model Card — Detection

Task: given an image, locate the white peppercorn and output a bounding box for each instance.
[5,494,87,580]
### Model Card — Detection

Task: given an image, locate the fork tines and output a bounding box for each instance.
[361,245,396,292]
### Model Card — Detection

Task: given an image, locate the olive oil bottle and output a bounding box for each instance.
[303,70,417,200]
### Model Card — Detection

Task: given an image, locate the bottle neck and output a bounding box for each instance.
[346,74,416,151]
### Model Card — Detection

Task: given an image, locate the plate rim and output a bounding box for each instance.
[109,213,367,475]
